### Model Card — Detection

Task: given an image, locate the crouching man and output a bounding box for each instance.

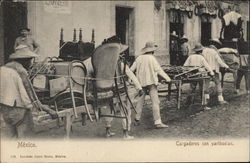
[0,45,57,138]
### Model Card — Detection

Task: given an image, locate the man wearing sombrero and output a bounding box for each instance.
[84,36,143,139]
[202,38,230,104]
[0,45,57,138]
[184,43,215,109]
[130,41,171,128]
[14,27,40,53]
[179,35,189,66]
[170,31,179,65]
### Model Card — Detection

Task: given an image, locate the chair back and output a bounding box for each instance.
[49,61,87,109]
[92,43,121,89]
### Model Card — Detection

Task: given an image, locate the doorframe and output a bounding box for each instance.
[2,1,28,63]
[0,5,4,66]
[115,5,136,57]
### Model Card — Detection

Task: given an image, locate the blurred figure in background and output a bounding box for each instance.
[170,31,179,66]
[179,35,189,66]
[14,27,40,53]
[235,54,250,94]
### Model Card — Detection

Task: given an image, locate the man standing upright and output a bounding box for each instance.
[170,31,179,65]
[179,35,189,65]
[202,39,229,104]
[14,28,40,53]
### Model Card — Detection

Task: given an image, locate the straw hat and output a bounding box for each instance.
[170,31,178,38]
[192,43,204,52]
[141,41,158,54]
[20,27,30,32]
[102,35,128,54]
[209,38,222,46]
[180,35,188,42]
[9,45,38,59]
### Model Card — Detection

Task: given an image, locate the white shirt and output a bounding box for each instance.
[202,47,229,73]
[184,54,214,75]
[130,54,170,87]
[0,66,32,107]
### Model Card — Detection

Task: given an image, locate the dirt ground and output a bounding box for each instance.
[32,74,249,140]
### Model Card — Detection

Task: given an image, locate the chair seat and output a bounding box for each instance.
[50,90,85,110]
[86,90,114,101]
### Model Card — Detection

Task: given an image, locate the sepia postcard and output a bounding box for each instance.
[0,0,249,162]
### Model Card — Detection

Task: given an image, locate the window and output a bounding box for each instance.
[169,9,184,37]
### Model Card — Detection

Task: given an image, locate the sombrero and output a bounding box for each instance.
[141,41,158,54]
[171,31,178,38]
[180,35,188,42]
[192,43,204,52]
[209,38,222,46]
[102,35,128,54]
[9,45,38,59]
[20,27,30,32]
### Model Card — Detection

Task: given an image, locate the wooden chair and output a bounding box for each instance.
[59,28,95,61]
[90,42,132,129]
[48,60,94,123]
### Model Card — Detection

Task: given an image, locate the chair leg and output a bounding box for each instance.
[221,72,225,88]
[109,98,116,115]
[93,87,99,121]
[121,76,137,114]
[93,101,99,121]
[83,82,93,122]
[65,112,72,139]
[81,113,87,126]
[114,77,128,116]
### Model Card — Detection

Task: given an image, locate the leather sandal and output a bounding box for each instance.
[155,123,169,129]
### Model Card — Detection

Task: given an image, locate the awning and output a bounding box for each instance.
[195,1,218,16]
[166,0,194,12]
[166,0,219,16]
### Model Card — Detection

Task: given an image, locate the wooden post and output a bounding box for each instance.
[177,80,182,109]
[59,28,64,56]
[91,29,95,45]
[79,28,82,42]
[60,28,64,46]
[201,79,205,106]
[65,111,72,139]
[168,82,172,101]
[73,28,77,42]
[69,78,78,119]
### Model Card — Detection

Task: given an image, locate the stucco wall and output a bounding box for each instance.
[26,1,248,63]
[27,1,155,60]
[28,1,112,59]
[134,1,154,56]
[153,3,168,65]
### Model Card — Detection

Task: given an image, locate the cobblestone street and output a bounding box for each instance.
[31,74,249,139]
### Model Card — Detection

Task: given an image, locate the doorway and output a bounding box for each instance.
[201,22,212,47]
[2,1,27,63]
[115,6,135,64]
